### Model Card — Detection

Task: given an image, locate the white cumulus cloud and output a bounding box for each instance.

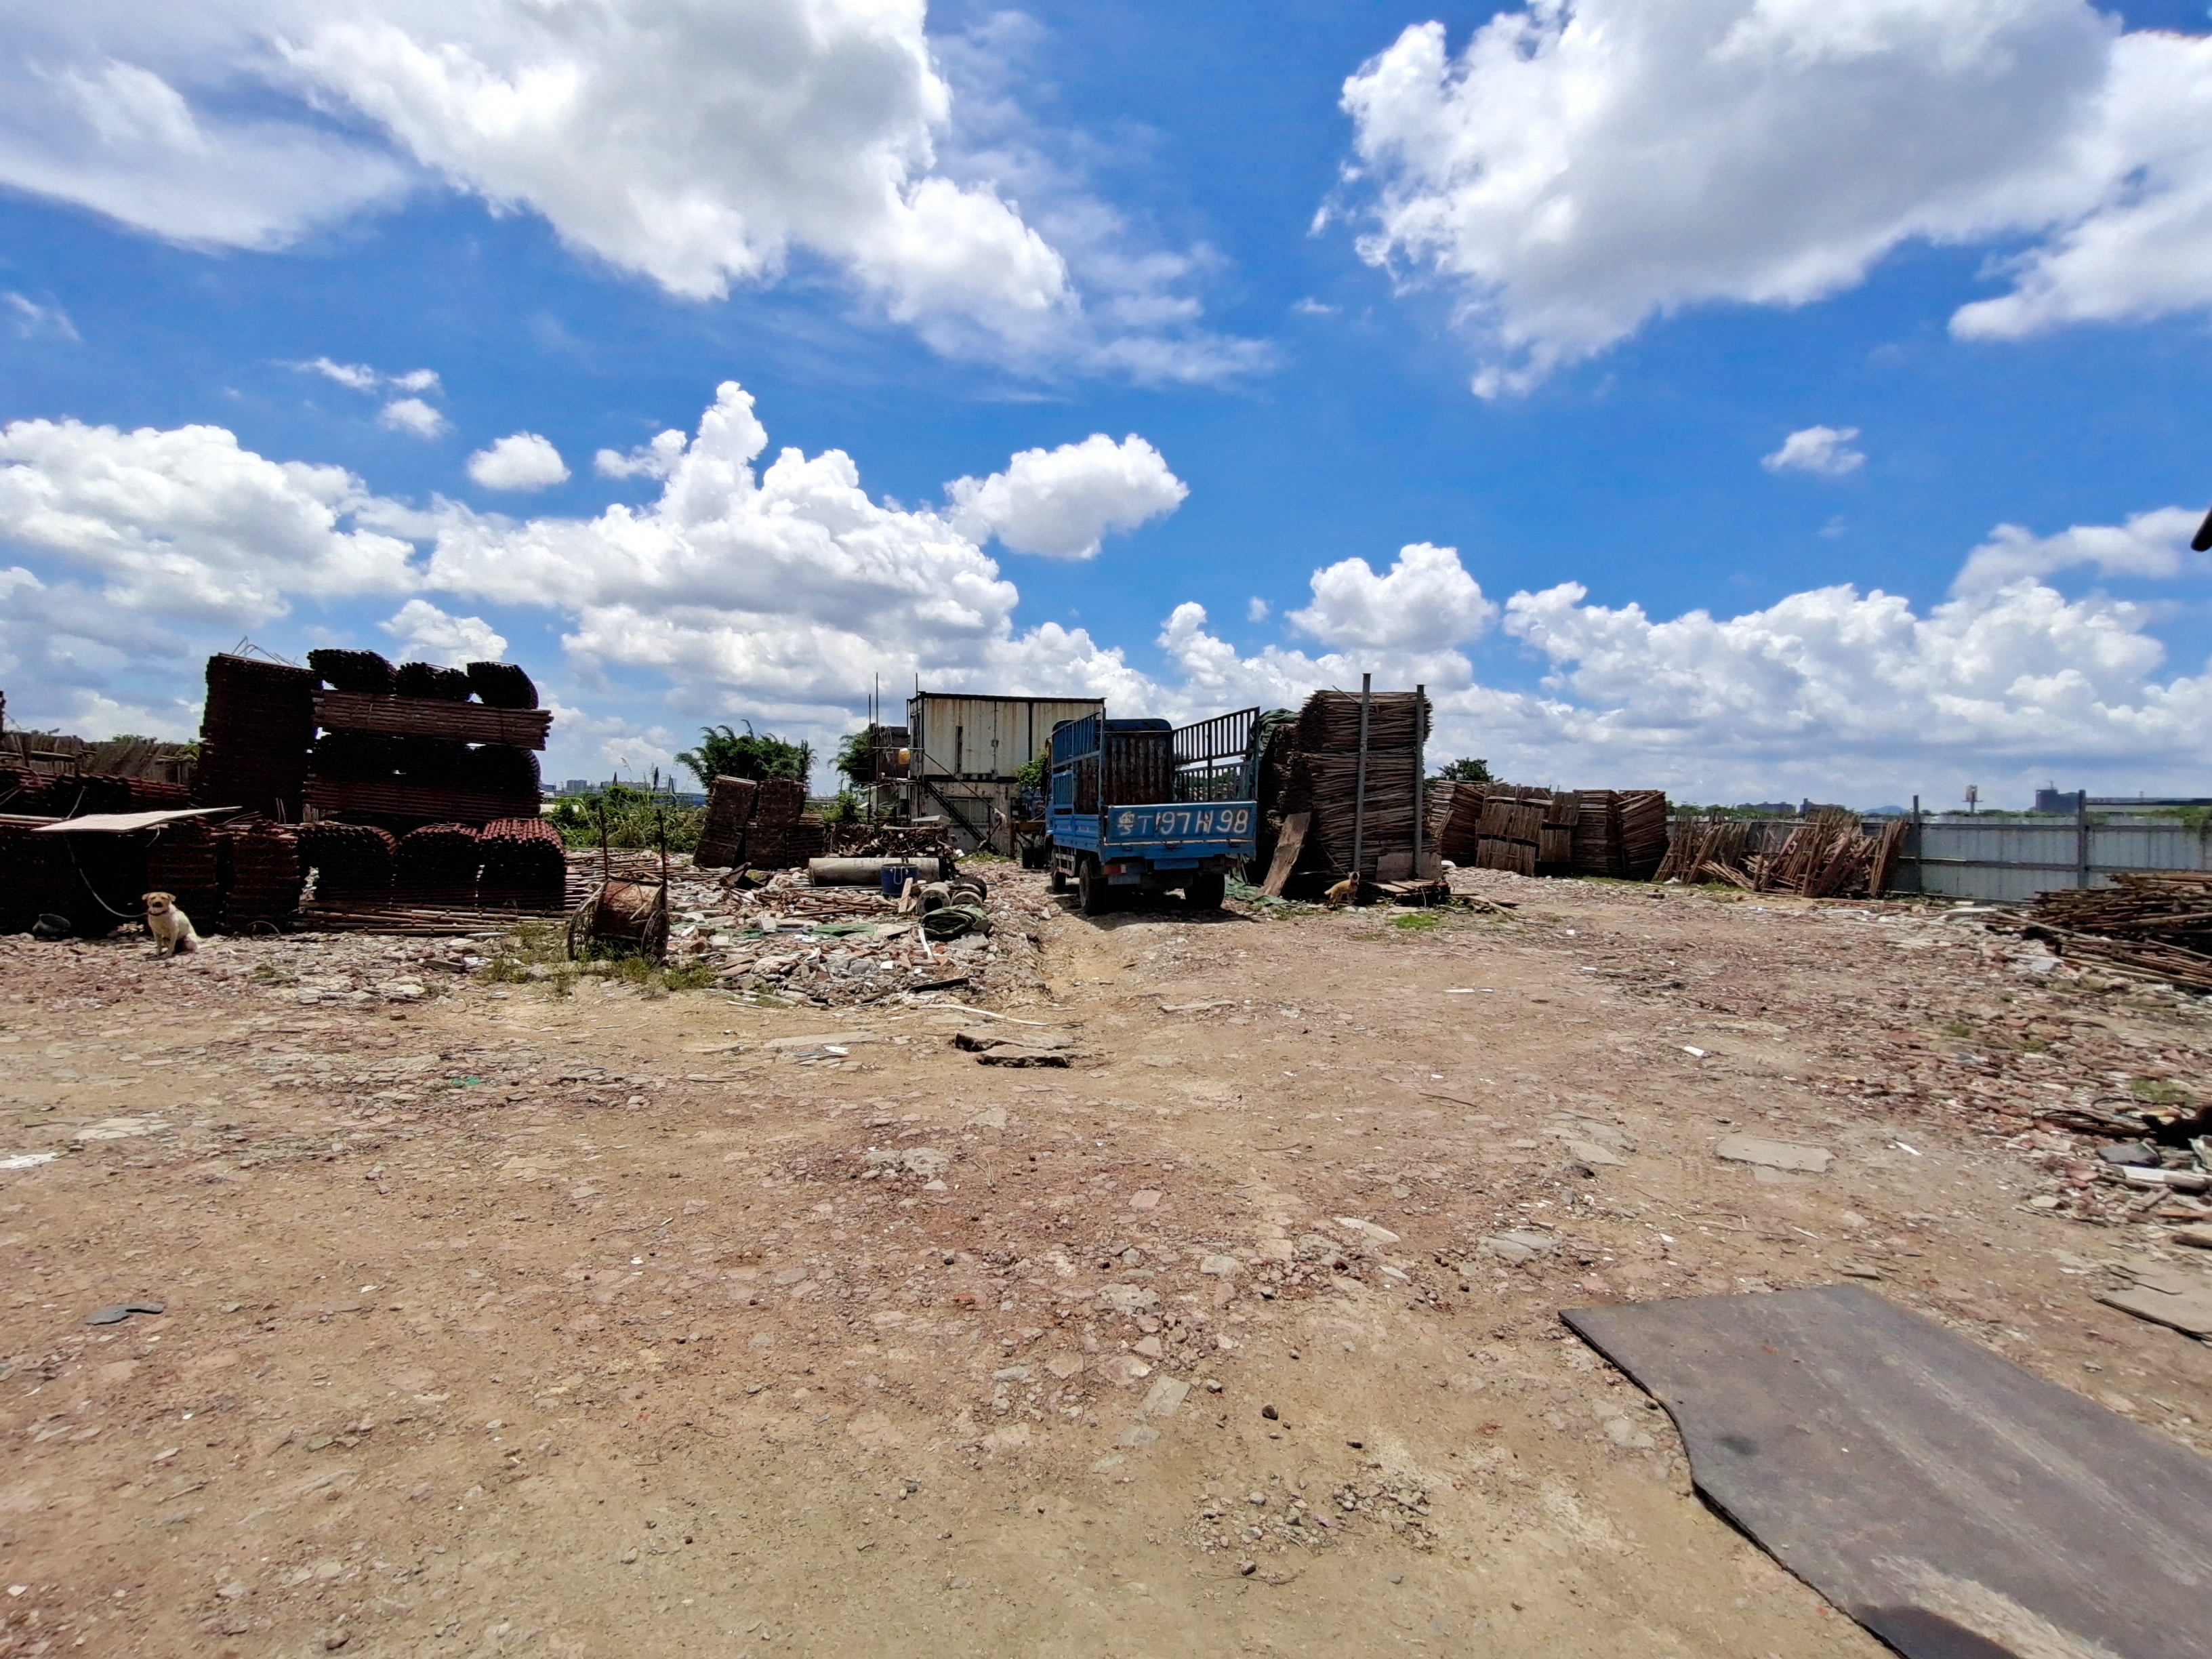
[946,432,1187,559]
[1950,506,2202,597]
[595,430,689,481]
[0,414,417,621]
[0,3,1255,379]
[1337,1,2212,391]
[1290,542,1498,652]
[381,597,506,666]
[378,397,448,440]
[13,380,2212,802]
[467,432,569,493]
[1763,426,1865,478]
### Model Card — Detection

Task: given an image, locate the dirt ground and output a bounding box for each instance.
[3,868,2209,1658]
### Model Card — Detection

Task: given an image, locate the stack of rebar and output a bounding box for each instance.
[465,660,538,710]
[298,820,398,899]
[394,661,473,701]
[478,816,567,903]
[394,823,483,897]
[460,744,541,798]
[197,655,316,819]
[302,652,550,827]
[0,764,54,814]
[745,815,829,869]
[0,821,75,933]
[740,777,827,867]
[307,649,396,695]
[145,818,222,924]
[218,819,304,932]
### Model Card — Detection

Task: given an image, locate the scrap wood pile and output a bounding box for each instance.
[2025,872,2212,994]
[824,820,959,861]
[693,774,827,871]
[1426,783,1666,879]
[1654,810,1906,898]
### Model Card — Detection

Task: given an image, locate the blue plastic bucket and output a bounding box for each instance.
[880,863,921,898]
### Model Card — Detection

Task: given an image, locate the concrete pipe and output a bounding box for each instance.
[805,857,947,885]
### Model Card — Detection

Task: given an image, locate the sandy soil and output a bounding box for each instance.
[1,869,2208,1658]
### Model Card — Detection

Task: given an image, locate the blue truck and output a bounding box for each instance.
[1046,708,1260,914]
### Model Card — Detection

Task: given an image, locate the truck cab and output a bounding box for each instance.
[1046,709,1260,914]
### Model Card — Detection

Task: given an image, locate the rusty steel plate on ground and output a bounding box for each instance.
[1564,1284,2212,1659]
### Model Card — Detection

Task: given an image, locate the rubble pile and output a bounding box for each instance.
[655,861,1047,1004]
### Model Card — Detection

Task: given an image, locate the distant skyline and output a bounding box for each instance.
[7,1,2212,805]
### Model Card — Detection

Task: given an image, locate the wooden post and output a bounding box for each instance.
[1351,672,1373,886]
[2075,790,2090,889]
[1412,682,1425,880]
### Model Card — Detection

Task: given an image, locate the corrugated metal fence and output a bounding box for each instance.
[1890,814,2212,902]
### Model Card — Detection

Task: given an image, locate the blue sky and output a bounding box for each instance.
[6,0,2212,806]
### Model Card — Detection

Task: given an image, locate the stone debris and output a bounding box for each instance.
[1483,1229,1559,1267]
[1333,1217,1400,1246]
[975,1047,1070,1068]
[1716,1134,1832,1173]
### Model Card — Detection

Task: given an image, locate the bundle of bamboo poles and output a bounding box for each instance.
[2028,871,2212,990]
[1275,690,1431,883]
[1653,810,1904,898]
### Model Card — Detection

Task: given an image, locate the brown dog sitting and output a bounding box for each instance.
[142,890,199,956]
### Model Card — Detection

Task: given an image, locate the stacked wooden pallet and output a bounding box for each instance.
[693,774,826,869]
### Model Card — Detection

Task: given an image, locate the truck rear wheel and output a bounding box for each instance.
[1184,872,1227,911]
[1047,857,1067,895]
[1078,859,1113,916]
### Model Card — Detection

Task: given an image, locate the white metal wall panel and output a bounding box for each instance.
[1906,817,2211,901]
[906,695,1103,779]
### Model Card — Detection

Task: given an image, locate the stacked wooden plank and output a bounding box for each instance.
[1275,691,1431,883]
[1429,782,1486,865]
[1540,792,1578,873]
[197,655,316,819]
[1574,790,1626,878]
[1619,790,1671,878]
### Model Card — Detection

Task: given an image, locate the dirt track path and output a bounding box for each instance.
[1,873,2206,1656]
